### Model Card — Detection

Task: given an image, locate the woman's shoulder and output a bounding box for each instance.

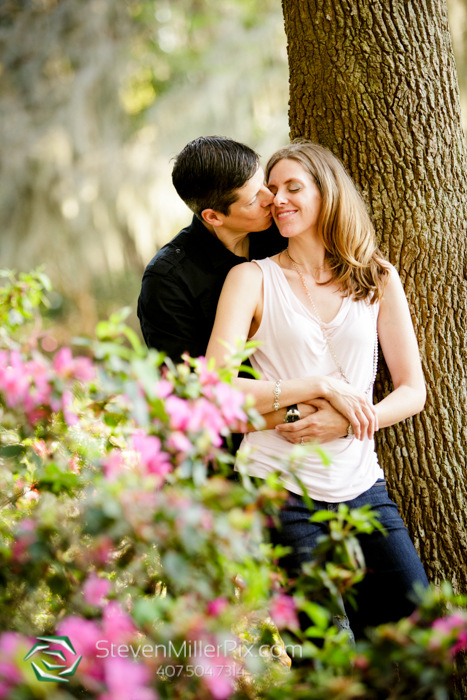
[224,260,264,287]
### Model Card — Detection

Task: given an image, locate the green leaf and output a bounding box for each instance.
[310,510,336,522]
[0,444,26,458]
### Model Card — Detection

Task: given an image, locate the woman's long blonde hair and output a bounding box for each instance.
[266,140,389,303]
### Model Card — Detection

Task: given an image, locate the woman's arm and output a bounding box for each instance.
[206,262,377,440]
[374,265,426,427]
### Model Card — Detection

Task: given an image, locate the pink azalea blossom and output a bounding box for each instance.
[53,347,75,376]
[432,613,467,635]
[102,601,136,643]
[91,536,113,565]
[84,574,111,608]
[165,395,192,431]
[432,613,467,655]
[132,433,171,479]
[12,520,36,563]
[0,362,29,407]
[197,357,220,386]
[31,439,48,458]
[22,488,39,502]
[62,390,79,426]
[269,594,299,630]
[155,379,173,398]
[68,455,81,473]
[207,598,229,617]
[188,398,225,446]
[167,431,192,454]
[72,356,95,382]
[213,383,247,425]
[0,632,27,699]
[100,657,157,700]
[57,616,103,681]
[53,347,95,382]
[102,450,127,481]
[198,653,236,699]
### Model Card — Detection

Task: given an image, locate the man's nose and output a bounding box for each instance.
[261,187,274,205]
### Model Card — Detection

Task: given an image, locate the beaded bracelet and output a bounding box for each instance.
[273,379,282,411]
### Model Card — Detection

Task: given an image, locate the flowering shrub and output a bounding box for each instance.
[0,270,466,700]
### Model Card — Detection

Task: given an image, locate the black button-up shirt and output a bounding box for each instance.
[137,215,284,362]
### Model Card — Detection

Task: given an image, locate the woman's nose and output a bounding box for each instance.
[273,190,287,205]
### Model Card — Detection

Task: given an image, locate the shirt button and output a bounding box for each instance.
[175,248,181,253]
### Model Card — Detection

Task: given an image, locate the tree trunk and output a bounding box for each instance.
[282,0,467,591]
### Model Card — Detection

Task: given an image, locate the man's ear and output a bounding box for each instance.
[201,209,224,227]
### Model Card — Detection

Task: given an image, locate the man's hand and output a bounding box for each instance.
[275,398,349,444]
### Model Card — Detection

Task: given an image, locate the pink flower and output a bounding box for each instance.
[31,440,48,458]
[0,633,26,699]
[188,398,225,446]
[452,630,467,656]
[432,613,467,655]
[102,601,135,644]
[12,520,36,562]
[22,488,39,502]
[62,390,79,426]
[53,347,75,376]
[198,653,236,699]
[84,574,111,608]
[213,383,247,425]
[53,347,95,382]
[207,598,229,617]
[132,433,171,479]
[197,357,219,386]
[155,379,173,398]
[167,431,192,454]
[91,536,113,565]
[269,594,299,630]
[72,356,95,382]
[432,613,467,635]
[165,395,192,431]
[100,657,157,700]
[0,356,29,407]
[102,450,126,481]
[57,616,103,681]
[0,631,30,656]
[68,455,81,473]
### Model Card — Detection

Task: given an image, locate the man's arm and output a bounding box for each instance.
[138,270,201,363]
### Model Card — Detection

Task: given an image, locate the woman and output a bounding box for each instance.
[206,141,428,637]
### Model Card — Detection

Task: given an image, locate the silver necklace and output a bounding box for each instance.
[285,248,378,395]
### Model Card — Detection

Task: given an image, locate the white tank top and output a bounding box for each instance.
[238,257,384,502]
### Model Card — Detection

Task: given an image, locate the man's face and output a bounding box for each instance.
[220,167,274,234]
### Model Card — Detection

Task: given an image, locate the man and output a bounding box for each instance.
[137,136,348,441]
[138,136,283,362]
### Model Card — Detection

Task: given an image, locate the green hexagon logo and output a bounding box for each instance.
[24,635,82,682]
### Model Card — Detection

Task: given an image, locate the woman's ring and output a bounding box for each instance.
[300,437,305,446]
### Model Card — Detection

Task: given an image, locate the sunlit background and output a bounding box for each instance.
[1,0,466,342]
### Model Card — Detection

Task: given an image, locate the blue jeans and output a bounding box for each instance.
[269,479,429,639]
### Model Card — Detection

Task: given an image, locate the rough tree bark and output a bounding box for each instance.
[282,0,467,591]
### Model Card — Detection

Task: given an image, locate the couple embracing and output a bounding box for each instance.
[138,136,428,640]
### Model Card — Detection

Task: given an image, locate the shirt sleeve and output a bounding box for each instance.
[137,269,201,363]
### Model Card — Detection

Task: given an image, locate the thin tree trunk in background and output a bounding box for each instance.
[282,0,467,591]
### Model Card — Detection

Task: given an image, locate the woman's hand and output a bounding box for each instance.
[322,376,378,440]
[276,398,349,444]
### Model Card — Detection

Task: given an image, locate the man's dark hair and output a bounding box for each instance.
[172,136,260,219]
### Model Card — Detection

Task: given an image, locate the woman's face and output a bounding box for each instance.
[267,158,322,240]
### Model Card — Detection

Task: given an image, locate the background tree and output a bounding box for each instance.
[0,0,288,339]
[281,0,467,591]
